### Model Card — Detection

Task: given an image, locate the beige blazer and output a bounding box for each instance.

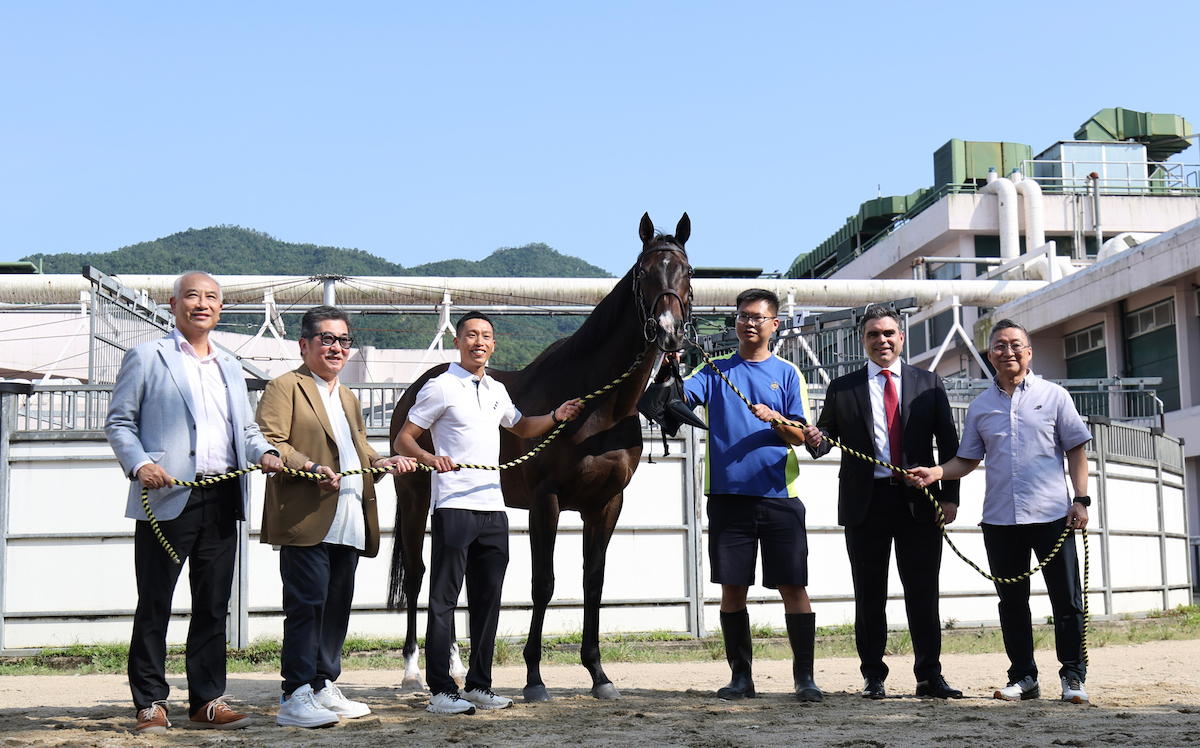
[256,365,384,557]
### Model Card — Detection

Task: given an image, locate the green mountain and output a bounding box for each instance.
[22,225,611,278]
[22,225,612,369]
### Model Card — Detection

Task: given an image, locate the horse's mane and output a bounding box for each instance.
[523,235,685,376]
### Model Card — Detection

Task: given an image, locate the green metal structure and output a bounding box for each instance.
[785,107,1194,280]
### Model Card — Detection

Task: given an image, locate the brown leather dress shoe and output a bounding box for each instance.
[189,698,252,730]
[135,701,170,734]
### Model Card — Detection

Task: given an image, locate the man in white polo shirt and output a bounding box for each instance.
[395,311,582,715]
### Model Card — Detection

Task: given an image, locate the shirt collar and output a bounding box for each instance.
[171,328,218,363]
[310,371,339,393]
[993,369,1037,395]
[449,361,491,389]
[866,359,902,379]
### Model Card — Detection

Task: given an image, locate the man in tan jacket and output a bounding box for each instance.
[257,306,416,727]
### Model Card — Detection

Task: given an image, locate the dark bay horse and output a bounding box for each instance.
[387,213,693,701]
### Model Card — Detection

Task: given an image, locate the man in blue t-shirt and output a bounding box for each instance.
[682,288,820,702]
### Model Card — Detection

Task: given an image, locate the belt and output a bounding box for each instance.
[195,473,233,482]
[873,476,903,487]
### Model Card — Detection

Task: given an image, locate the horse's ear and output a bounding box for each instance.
[675,213,690,245]
[639,213,654,245]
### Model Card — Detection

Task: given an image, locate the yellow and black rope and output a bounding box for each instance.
[138,350,648,564]
[693,346,1091,662]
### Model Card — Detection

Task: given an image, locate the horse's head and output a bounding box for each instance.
[635,212,693,353]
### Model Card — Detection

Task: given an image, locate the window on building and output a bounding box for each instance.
[1064,323,1108,414]
[1124,299,1179,412]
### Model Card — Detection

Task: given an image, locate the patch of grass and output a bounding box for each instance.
[5,612,1200,675]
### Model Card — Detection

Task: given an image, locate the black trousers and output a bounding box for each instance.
[279,542,360,695]
[982,517,1086,683]
[425,509,509,695]
[129,482,238,715]
[843,479,944,682]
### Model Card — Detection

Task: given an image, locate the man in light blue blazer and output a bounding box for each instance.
[106,271,283,734]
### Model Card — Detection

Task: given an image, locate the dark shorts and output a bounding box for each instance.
[707,494,809,588]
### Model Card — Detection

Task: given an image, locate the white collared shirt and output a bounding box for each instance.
[865,359,903,479]
[172,329,236,476]
[310,373,366,551]
[407,362,521,511]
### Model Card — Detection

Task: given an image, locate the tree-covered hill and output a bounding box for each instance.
[21,225,612,369]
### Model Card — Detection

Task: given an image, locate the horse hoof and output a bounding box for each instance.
[523,685,551,702]
[400,674,425,692]
[592,682,621,700]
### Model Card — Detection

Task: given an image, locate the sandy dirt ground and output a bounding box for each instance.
[2,639,1199,747]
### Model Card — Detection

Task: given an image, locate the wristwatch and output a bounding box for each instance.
[1072,495,1091,507]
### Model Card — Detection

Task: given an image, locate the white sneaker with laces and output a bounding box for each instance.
[463,687,514,710]
[426,691,476,715]
[277,683,340,727]
[1061,676,1089,704]
[994,675,1040,701]
[315,679,371,718]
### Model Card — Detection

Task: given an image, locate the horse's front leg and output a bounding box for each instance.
[399,503,429,691]
[581,492,624,699]
[522,491,561,702]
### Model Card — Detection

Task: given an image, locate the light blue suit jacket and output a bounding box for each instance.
[105,334,274,522]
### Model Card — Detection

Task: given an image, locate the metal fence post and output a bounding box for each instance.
[691,425,705,638]
[0,383,31,653]
[1093,419,1114,617]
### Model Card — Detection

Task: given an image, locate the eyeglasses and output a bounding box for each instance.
[313,333,354,349]
[735,313,777,326]
[989,343,1027,354]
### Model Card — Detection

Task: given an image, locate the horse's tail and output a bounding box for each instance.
[386,501,407,612]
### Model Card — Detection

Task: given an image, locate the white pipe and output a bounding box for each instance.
[980,167,1020,261]
[1011,170,1045,251]
[0,275,1047,308]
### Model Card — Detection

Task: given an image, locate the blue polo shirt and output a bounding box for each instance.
[683,352,809,498]
[958,372,1092,526]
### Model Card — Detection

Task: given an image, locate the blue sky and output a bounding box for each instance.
[2,1,1196,276]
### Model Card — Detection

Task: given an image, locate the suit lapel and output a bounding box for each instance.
[900,363,916,434]
[297,366,338,445]
[159,338,199,424]
[850,368,875,458]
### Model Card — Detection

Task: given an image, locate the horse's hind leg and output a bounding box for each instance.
[581,493,624,699]
[522,495,561,702]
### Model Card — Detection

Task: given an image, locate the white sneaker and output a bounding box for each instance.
[426,691,476,715]
[463,687,514,710]
[315,679,371,718]
[1061,676,1089,704]
[277,684,340,727]
[994,675,1040,701]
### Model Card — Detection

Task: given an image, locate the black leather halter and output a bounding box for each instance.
[635,240,693,344]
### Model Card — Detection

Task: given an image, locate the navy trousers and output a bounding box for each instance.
[279,542,360,695]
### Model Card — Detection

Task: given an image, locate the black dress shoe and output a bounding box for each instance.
[916,675,963,699]
[861,677,886,699]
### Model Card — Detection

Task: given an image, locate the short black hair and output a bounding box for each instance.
[858,304,902,335]
[300,305,352,340]
[735,288,779,315]
[455,311,495,337]
[989,318,1030,345]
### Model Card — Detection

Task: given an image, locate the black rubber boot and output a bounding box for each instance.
[786,612,824,702]
[717,610,755,699]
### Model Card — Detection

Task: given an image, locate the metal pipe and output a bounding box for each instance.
[1090,171,1105,249]
[0,276,1047,308]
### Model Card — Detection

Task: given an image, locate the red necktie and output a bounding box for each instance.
[882,370,902,479]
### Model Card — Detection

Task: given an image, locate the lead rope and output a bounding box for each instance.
[693,345,1089,664]
[138,349,649,565]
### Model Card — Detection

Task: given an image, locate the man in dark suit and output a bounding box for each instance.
[803,305,962,699]
[106,271,284,733]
